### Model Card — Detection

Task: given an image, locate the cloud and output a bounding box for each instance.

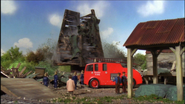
[77,1,109,18]
[1,0,17,14]
[101,27,114,39]
[49,14,63,27]
[14,38,33,48]
[137,0,165,17]
[1,49,5,56]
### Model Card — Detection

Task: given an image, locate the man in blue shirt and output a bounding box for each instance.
[121,72,127,93]
[72,71,78,89]
[54,71,58,89]
[113,73,121,94]
[80,70,84,85]
[43,72,49,87]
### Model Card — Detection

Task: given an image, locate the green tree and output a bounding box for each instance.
[1,46,25,69]
[133,53,146,70]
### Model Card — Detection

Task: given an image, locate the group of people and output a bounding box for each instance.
[42,70,84,96]
[113,72,127,94]
[42,71,59,89]
[66,70,84,96]
[43,70,126,95]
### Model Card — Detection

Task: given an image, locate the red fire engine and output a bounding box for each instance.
[84,62,143,88]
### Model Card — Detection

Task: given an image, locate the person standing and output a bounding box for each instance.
[67,75,75,97]
[80,70,84,85]
[43,72,49,87]
[54,71,58,89]
[113,73,121,94]
[72,71,78,89]
[121,72,127,93]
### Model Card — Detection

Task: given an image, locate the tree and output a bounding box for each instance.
[1,46,25,69]
[133,53,146,70]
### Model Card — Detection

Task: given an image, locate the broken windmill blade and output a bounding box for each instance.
[1,63,33,78]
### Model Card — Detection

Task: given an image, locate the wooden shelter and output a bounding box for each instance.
[123,18,185,101]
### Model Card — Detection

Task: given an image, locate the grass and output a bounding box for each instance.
[133,94,185,104]
[49,94,185,104]
[49,95,126,104]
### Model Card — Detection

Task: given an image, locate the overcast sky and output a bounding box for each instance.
[1,0,184,56]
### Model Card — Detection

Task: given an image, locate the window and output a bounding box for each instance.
[86,65,93,71]
[95,64,98,71]
[103,64,107,71]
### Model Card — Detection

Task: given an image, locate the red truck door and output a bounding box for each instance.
[100,63,111,85]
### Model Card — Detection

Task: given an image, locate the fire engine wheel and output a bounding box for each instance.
[133,79,136,88]
[89,79,99,89]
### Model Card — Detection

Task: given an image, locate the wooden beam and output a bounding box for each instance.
[1,71,11,78]
[180,47,185,55]
[19,67,26,76]
[156,50,162,56]
[170,47,176,54]
[131,48,137,56]
[16,63,21,69]
[127,48,137,98]
[175,45,183,101]
[24,71,33,76]
[151,50,158,84]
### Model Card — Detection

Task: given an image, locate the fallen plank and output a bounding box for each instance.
[1,71,10,78]
[16,63,21,69]
[1,78,59,100]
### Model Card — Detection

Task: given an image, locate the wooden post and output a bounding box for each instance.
[170,46,183,101]
[175,46,183,101]
[151,50,161,84]
[127,48,137,98]
[152,53,158,84]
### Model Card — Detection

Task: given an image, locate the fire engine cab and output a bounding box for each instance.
[84,62,143,88]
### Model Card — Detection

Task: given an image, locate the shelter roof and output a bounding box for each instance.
[124,18,185,49]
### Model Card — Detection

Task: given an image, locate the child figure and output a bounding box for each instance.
[67,75,75,96]
[54,71,58,89]
[43,72,49,87]
[121,72,127,93]
[72,71,78,89]
[113,73,121,94]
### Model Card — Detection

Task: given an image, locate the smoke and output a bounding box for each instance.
[38,38,59,64]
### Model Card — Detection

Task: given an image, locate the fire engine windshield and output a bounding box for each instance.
[86,65,93,71]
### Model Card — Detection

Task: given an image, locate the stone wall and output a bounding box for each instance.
[146,52,185,76]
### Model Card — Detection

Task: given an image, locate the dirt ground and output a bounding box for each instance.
[1,84,170,104]
[52,84,136,98]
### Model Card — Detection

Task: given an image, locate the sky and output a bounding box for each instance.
[1,0,184,56]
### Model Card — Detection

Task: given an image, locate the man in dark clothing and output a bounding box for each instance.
[121,72,127,93]
[72,71,78,89]
[43,72,49,87]
[113,73,121,94]
[80,70,84,85]
[54,71,58,89]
